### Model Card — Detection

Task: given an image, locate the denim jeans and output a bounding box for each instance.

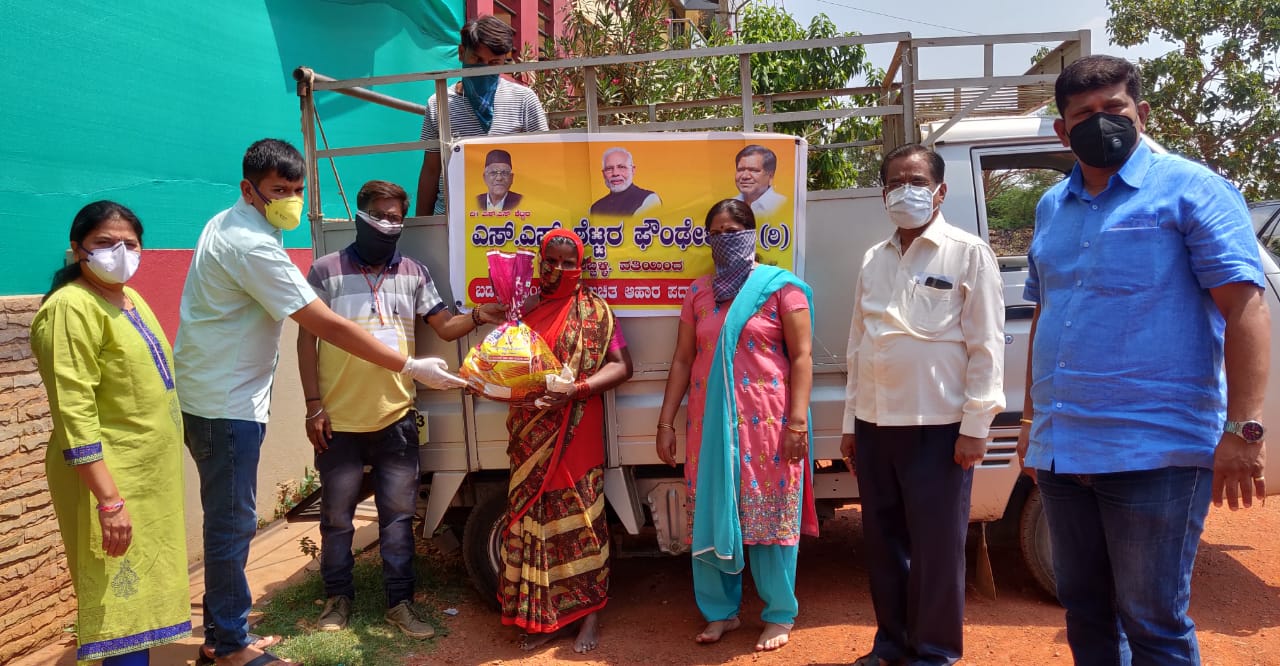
[316,412,420,608]
[1037,465,1212,666]
[183,414,266,658]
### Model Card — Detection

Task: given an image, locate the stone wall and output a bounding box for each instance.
[0,295,76,664]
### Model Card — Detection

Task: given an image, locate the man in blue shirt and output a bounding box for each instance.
[1018,55,1270,664]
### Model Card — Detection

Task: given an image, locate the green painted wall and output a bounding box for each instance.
[1,0,464,296]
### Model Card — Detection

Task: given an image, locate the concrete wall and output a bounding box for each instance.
[0,294,316,663]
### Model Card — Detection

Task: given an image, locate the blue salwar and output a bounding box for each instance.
[689,265,814,625]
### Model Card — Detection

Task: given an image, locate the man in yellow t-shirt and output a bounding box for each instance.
[298,180,503,638]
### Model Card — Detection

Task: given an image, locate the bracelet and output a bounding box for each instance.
[97,498,125,513]
[305,407,326,420]
[471,308,482,327]
[657,422,676,431]
[1019,418,1034,425]
[786,424,809,434]
[573,380,591,398]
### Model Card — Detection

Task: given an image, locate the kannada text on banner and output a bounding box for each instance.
[447,133,807,316]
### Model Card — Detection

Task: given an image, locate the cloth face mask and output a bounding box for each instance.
[709,229,757,302]
[539,266,583,298]
[85,242,141,284]
[461,63,500,134]
[885,183,939,230]
[353,210,402,265]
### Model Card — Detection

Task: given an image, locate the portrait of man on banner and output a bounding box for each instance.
[590,147,663,217]
[478,149,522,212]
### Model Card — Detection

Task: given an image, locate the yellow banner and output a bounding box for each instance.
[447,133,806,315]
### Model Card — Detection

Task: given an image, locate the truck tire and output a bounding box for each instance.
[462,492,506,611]
[1019,485,1058,600]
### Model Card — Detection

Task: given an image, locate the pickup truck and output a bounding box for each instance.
[288,30,1280,604]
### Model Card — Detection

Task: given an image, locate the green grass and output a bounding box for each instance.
[252,546,471,666]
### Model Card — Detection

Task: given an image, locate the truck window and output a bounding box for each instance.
[977,151,1073,257]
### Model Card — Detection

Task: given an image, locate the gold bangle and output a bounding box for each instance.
[657,422,675,431]
[786,424,809,434]
[1019,418,1034,425]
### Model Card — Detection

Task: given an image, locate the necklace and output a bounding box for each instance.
[80,278,132,311]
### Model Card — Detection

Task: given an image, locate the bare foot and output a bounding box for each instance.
[755,622,791,651]
[694,616,741,644]
[520,625,572,651]
[573,613,600,653]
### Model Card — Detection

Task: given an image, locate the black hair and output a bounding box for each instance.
[1054,55,1142,117]
[242,138,305,185]
[356,180,409,214]
[879,143,945,186]
[704,198,757,230]
[44,201,143,302]
[460,16,514,57]
[735,144,777,175]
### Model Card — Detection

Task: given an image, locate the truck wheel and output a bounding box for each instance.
[462,492,506,611]
[1019,485,1058,600]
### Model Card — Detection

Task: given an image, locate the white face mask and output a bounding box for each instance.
[84,242,141,284]
[885,183,940,230]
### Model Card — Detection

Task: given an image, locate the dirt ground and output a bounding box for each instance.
[416,502,1280,666]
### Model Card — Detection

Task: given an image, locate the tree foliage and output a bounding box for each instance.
[1108,0,1280,199]
[525,0,883,189]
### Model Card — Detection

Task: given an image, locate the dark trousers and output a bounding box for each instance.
[316,412,420,608]
[855,419,973,666]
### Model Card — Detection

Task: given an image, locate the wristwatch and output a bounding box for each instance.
[1224,420,1266,444]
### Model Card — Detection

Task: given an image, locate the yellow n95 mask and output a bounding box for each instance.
[251,181,304,231]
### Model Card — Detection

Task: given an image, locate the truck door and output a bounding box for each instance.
[968,145,1075,422]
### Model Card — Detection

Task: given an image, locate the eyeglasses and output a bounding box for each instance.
[372,212,404,223]
[484,169,513,179]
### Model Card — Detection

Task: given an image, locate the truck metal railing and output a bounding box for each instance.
[293,29,1089,233]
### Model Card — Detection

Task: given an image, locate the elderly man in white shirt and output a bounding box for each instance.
[840,144,1005,666]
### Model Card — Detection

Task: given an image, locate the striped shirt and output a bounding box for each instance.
[419,78,549,214]
[306,246,447,432]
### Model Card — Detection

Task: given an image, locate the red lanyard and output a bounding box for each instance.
[360,266,389,326]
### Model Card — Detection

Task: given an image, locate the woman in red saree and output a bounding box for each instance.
[501,228,633,653]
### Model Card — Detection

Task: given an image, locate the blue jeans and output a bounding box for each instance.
[317,412,420,607]
[1037,465,1212,666]
[183,414,266,658]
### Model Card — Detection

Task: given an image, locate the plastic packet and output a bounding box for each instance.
[460,250,563,401]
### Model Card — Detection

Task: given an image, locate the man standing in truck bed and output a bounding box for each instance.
[416,16,548,216]
[1019,54,1269,664]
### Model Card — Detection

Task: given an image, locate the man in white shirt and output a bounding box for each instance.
[840,144,1005,666]
[176,139,463,666]
[733,144,786,218]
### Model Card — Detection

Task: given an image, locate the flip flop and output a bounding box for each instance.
[243,652,294,666]
[196,635,284,665]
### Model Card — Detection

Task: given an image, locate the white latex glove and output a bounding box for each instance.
[545,366,576,394]
[400,357,467,390]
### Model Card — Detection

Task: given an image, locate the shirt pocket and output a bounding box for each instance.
[1095,226,1174,292]
[905,281,961,337]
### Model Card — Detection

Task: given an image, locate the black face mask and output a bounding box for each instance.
[353,210,401,266]
[1068,112,1138,169]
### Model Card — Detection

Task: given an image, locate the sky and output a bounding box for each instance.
[774,0,1175,78]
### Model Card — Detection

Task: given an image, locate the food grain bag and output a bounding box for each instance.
[460,250,562,401]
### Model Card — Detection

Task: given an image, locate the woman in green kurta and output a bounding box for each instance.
[30,201,191,665]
